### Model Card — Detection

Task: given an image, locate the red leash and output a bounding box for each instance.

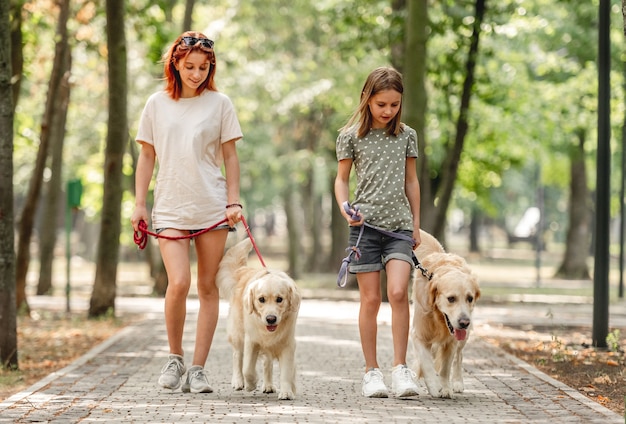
[240,215,267,268]
[133,216,267,268]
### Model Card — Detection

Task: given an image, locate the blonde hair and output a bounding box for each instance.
[341,67,404,138]
[162,31,217,100]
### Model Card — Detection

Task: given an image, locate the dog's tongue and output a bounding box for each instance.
[266,325,277,332]
[454,329,467,341]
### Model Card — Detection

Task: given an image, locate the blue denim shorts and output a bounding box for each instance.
[347,225,414,273]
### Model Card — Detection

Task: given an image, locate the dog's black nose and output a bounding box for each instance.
[458,317,470,329]
[266,315,277,325]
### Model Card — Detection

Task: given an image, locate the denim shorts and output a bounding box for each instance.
[347,225,414,273]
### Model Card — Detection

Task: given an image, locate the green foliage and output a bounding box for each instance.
[606,329,621,352]
[11,0,626,258]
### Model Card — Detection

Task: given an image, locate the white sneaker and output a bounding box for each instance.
[361,368,389,398]
[181,365,213,393]
[391,364,419,397]
[158,354,186,390]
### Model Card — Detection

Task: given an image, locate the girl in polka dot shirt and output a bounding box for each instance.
[334,67,422,398]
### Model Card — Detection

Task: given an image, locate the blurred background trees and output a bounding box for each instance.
[5,0,625,320]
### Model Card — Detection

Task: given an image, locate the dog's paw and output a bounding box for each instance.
[440,387,453,399]
[424,376,444,398]
[230,377,244,391]
[244,372,258,392]
[244,378,257,392]
[278,390,295,400]
[262,383,276,394]
[452,380,464,393]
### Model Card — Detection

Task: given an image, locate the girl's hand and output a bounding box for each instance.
[413,227,421,248]
[342,201,364,226]
[131,206,149,232]
[225,203,242,227]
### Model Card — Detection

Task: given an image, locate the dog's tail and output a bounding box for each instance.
[216,237,253,299]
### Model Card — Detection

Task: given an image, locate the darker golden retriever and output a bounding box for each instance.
[411,229,480,398]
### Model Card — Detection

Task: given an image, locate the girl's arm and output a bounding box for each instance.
[223,138,242,226]
[131,142,156,231]
[334,159,362,225]
[405,156,421,246]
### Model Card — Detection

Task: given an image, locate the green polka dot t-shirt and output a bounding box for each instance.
[336,125,418,231]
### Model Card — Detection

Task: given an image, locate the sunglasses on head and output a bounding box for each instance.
[181,36,214,49]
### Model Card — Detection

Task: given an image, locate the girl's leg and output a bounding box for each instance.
[158,234,193,356]
[357,271,382,370]
[191,229,229,366]
[385,259,413,367]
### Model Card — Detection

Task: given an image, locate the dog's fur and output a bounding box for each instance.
[216,238,301,400]
[411,229,480,398]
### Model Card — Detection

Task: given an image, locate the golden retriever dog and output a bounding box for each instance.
[216,238,301,400]
[410,229,480,398]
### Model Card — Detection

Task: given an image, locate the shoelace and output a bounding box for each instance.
[366,369,384,383]
[397,366,417,381]
[189,368,206,380]
[162,359,184,374]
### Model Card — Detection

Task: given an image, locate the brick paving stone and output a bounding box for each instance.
[0,298,623,423]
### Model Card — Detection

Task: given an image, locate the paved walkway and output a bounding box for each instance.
[0,296,624,423]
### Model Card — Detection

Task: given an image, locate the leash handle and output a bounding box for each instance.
[342,201,361,221]
[133,218,229,249]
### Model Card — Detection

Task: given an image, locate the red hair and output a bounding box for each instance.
[162,31,217,100]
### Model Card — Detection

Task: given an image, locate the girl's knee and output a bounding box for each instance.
[166,280,190,300]
[387,287,409,305]
[197,279,219,299]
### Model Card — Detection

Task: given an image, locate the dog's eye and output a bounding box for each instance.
[467,295,474,303]
[447,296,456,303]
[276,296,283,303]
[259,297,265,303]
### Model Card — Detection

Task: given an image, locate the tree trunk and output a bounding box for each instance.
[284,184,301,279]
[0,0,18,370]
[15,0,72,313]
[38,42,72,295]
[329,177,349,272]
[555,129,591,279]
[402,0,432,230]
[182,0,195,32]
[390,0,406,74]
[469,207,480,253]
[430,0,485,240]
[127,132,167,296]
[89,0,127,317]
[10,0,24,111]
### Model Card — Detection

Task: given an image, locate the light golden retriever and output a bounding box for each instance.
[411,229,480,398]
[216,238,301,400]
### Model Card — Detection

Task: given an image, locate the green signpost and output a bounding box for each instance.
[65,178,82,313]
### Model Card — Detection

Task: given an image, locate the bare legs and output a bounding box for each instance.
[158,229,228,365]
[357,259,412,370]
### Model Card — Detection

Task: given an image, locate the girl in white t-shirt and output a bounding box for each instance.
[131,31,243,394]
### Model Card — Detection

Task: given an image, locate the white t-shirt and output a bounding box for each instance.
[136,90,243,229]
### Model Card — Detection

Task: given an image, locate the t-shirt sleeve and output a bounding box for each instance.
[220,96,243,144]
[136,95,155,146]
[406,127,418,158]
[336,131,355,161]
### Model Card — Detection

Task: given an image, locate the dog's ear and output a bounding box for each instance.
[428,279,438,307]
[472,275,481,302]
[288,284,301,313]
[244,283,257,315]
